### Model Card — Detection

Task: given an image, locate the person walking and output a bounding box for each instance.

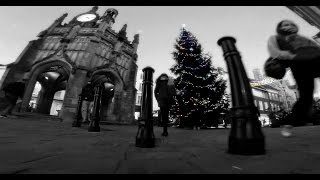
[154,73,176,136]
[266,20,320,137]
[0,80,26,118]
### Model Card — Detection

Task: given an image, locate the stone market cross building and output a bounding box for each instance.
[0,6,139,124]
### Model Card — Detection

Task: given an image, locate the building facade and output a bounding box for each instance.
[253,68,263,81]
[249,69,300,126]
[251,81,282,125]
[287,6,320,30]
[0,7,140,124]
[287,6,320,43]
[134,69,143,120]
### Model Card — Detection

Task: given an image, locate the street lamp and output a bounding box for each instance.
[135,66,155,148]
[218,36,265,155]
[88,83,104,132]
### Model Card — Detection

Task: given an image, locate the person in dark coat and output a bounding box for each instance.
[0,80,26,118]
[154,73,176,136]
[80,81,94,123]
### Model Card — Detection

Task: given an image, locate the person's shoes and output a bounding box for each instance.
[161,132,168,137]
[0,115,7,118]
[281,125,293,137]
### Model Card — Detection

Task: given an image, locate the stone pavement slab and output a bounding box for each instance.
[1,116,320,174]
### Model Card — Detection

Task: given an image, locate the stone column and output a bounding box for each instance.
[60,69,87,123]
[112,91,122,120]
[218,37,265,155]
[72,94,83,127]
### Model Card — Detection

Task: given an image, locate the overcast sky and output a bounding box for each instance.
[0,6,319,109]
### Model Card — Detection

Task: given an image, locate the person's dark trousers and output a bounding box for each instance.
[285,47,320,126]
[1,93,18,116]
[160,106,169,135]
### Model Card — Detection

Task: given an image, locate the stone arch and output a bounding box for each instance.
[20,59,72,114]
[90,69,124,91]
[89,68,124,122]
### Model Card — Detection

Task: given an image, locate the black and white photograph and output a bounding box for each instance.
[1,5,320,174]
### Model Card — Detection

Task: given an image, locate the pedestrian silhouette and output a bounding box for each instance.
[80,81,94,123]
[266,20,320,137]
[0,79,26,118]
[154,73,176,137]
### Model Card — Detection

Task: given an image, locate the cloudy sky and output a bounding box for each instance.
[0,6,319,109]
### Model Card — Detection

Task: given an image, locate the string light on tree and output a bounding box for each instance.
[169,26,229,128]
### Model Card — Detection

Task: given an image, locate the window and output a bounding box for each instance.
[138,97,141,105]
[264,102,268,110]
[55,91,61,97]
[254,100,257,106]
[139,83,142,91]
[252,89,264,97]
[259,101,263,110]
[136,95,142,105]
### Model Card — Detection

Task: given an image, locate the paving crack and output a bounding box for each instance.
[21,154,60,164]
[9,167,31,174]
[113,146,130,173]
[185,160,207,174]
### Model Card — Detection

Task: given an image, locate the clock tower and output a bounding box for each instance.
[0,6,139,124]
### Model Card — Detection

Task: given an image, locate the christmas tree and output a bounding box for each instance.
[170,26,229,128]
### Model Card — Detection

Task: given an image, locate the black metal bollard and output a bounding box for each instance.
[218,37,265,155]
[88,83,103,132]
[136,66,155,148]
[72,94,83,127]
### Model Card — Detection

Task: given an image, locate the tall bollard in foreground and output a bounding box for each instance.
[88,83,103,132]
[72,94,83,127]
[217,37,265,155]
[136,66,155,148]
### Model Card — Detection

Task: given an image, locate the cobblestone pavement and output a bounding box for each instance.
[1,115,320,174]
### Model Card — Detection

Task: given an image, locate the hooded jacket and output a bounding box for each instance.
[154,75,176,107]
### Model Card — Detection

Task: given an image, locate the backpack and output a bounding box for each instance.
[264,57,287,79]
[264,36,288,80]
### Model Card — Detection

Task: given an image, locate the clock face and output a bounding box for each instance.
[76,14,97,22]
